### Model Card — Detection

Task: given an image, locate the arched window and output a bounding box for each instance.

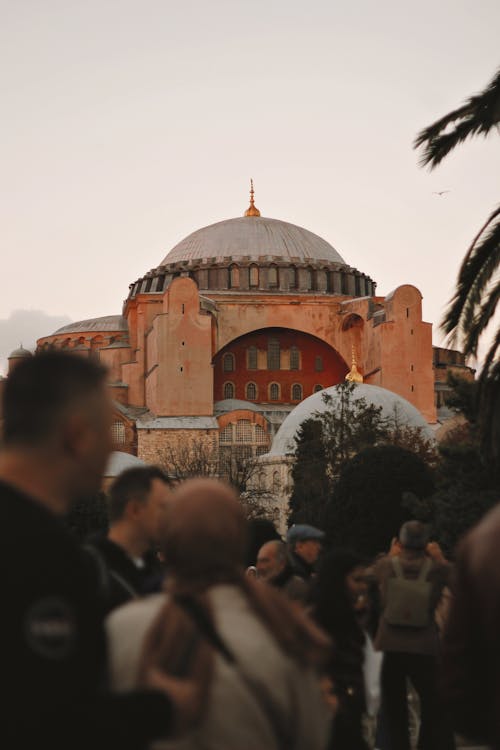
[230,265,239,288]
[288,267,297,289]
[249,265,259,287]
[268,266,278,288]
[246,382,257,400]
[223,382,235,399]
[267,338,280,370]
[291,383,303,401]
[304,268,312,289]
[290,346,300,370]
[236,420,252,443]
[219,424,233,444]
[247,346,257,370]
[223,353,235,372]
[314,355,323,372]
[269,382,280,401]
[111,421,126,444]
[313,384,324,393]
[255,424,268,444]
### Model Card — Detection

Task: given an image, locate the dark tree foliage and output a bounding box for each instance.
[65,492,109,543]
[327,445,435,558]
[288,418,331,528]
[406,374,499,554]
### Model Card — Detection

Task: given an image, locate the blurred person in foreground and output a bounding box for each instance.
[86,466,174,613]
[441,504,500,749]
[314,549,381,750]
[106,478,333,750]
[0,351,209,750]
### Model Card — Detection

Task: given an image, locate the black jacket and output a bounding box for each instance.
[85,535,165,614]
[2,480,171,750]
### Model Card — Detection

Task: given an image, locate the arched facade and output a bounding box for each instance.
[212,328,349,405]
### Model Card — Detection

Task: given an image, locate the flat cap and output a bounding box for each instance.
[287,524,325,544]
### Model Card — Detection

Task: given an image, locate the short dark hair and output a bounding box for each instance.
[107,466,172,523]
[3,351,108,446]
[399,520,430,550]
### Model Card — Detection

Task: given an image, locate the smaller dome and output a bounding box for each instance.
[268,383,433,456]
[104,451,145,478]
[53,315,128,336]
[8,346,32,360]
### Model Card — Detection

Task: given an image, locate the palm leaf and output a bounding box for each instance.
[415,67,500,168]
[442,207,500,354]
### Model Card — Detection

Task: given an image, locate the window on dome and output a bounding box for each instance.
[313,384,324,393]
[223,382,235,399]
[246,382,257,400]
[288,267,297,289]
[291,383,303,401]
[268,266,278,288]
[111,421,126,444]
[315,355,323,372]
[223,353,235,372]
[247,346,257,370]
[304,268,312,290]
[290,346,300,370]
[267,339,280,370]
[230,265,240,288]
[269,382,280,401]
[250,265,259,287]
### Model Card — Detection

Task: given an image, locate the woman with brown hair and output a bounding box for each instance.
[106,478,332,750]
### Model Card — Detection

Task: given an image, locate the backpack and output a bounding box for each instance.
[384,556,432,628]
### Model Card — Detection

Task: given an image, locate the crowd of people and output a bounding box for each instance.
[2,350,499,749]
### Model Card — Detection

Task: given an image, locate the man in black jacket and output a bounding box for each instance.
[86,466,173,613]
[1,351,207,750]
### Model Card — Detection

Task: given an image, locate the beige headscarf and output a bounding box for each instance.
[137,478,330,693]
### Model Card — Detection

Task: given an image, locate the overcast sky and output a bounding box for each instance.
[2,0,499,373]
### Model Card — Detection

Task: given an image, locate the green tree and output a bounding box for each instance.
[415,65,500,467]
[317,381,387,476]
[288,418,330,527]
[327,445,435,557]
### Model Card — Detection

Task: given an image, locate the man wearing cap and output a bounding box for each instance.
[285,524,325,603]
[374,520,453,750]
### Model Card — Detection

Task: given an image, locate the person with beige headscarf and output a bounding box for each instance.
[106,478,332,750]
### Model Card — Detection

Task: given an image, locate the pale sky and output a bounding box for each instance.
[1,0,499,372]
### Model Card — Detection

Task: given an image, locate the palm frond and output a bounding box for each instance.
[442,207,500,353]
[415,67,500,169]
[464,279,500,355]
[478,329,500,468]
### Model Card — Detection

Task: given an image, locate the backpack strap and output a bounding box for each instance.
[175,594,295,750]
[391,556,404,578]
[391,555,432,581]
[417,558,432,581]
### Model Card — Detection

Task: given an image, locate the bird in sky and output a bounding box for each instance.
[432,190,451,196]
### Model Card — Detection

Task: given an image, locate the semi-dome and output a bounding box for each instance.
[53,315,128,336]
[161,216,346,266]
[268,383,433,456]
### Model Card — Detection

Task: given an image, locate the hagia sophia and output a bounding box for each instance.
[3,184,472,524]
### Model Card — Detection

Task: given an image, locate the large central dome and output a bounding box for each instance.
[161,216,346,266]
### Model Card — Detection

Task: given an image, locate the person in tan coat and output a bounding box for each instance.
[106,478,332,750]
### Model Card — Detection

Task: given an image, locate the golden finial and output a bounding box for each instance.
[345,345,363,383]
[244,178,261,217]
